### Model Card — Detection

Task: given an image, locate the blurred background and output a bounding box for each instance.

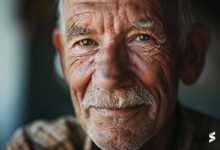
[0,0,219,148]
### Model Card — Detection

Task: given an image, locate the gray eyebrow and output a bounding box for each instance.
[65,25,89,38]
[65,19,161,40]
[128,19,161,30]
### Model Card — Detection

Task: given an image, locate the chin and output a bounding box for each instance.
[88,125,155,150]
[85,106,156,150]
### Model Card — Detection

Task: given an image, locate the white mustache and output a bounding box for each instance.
[82,86,156,110]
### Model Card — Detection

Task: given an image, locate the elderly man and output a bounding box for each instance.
[4,0,220,150]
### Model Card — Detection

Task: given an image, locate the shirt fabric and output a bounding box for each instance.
[3,103,220,150]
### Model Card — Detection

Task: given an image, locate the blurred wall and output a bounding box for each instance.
[0,0,29,148]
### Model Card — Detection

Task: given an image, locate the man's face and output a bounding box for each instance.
[63,0,179,149]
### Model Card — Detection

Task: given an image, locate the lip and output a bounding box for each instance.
[94,105,143,118]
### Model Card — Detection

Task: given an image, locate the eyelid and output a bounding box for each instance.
[78,39,94,46]
[126,28,164,43]
[135,34,150,41]
[68,36,100,49]
[128,34,151,42]
[127,34,161,50]
[68,33,96,40]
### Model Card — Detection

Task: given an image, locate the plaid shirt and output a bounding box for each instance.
[3,103,220,150]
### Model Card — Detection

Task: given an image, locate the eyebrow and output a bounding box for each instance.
[128,19,161,30]
[65,18,161,40]
[65,24,90,38]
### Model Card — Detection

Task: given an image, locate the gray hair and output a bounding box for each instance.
[56,0,194,52]
[82,86,155,110]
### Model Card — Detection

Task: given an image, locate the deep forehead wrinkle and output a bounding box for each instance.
[66,1,112,21]
[65,0,176,34]
[65,0,168,41]
[66,0,145,7]
[65,0,163,27]
[65,0,165,21]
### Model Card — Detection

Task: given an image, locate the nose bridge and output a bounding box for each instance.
[102,39,123,65]
[94,37,131,91]
[99,39,125,78]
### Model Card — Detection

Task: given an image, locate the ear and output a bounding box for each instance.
[53,28,70,84]
[181,23,210,85]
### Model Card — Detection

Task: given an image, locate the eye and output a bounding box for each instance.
[135,34,150,41]
[79,39,94,46]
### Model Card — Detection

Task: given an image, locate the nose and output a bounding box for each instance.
[93,40,132,91]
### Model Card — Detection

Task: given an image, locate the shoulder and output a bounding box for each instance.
[181,106,220,136]
[3,116,86,150]
[179,105,220,150]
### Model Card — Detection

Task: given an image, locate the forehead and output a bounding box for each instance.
[64,0,177,34]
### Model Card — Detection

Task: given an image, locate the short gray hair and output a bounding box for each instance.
[56,0,194,51]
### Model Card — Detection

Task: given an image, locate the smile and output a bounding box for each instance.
[94,105,144,118]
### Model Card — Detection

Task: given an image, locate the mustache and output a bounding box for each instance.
[82,86,156,110]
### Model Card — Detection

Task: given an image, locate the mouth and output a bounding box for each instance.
[94,105,144,118]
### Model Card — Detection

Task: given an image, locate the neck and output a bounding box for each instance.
[139,110,179,150]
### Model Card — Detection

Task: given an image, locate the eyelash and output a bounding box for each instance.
[129,34,150,41]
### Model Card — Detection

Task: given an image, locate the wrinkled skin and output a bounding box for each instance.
[53,0,210,149]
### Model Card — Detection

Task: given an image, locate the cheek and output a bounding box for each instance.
[66,54,97,131]
[129,50,178,131]
[129,47,178,96]
[66,53,96,98]
[130,51,169,93]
